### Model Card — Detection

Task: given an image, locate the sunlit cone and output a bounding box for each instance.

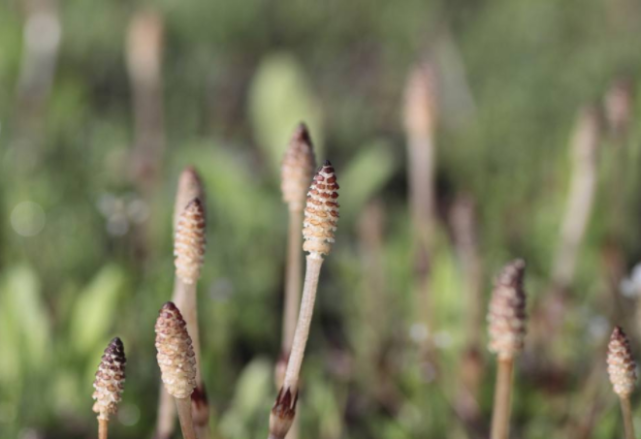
[302,161,340,257]
[269,387,298,439]
[174,199,206,284]
[92,337,126,421]
[281,123,316,211]
[607,326,637,398]
[155,302,197,399]
[488,259,527,360]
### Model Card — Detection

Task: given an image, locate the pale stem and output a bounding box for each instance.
[98,418,108,439]
[491,357,514,439]
[175,278,202,384]
[283,256,323,391]
[175,397,198,439]
[156,387,176,439]
[620,396,636,439]
[283,208,304,353]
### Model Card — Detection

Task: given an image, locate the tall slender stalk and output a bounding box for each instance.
[98,419,108,439]
[487,260,527,439]
[278,124,315,439]
[620,396,635,439]
[279,123,316,365]
[403,62,439,366]
[283,256,323,390]
[450,195,484,428]
[551,106,601,291]
[491,358,514,439]
[126,8,165,197]
[269,161,339,439]
[283,210,304,354]
[175,398,198,439]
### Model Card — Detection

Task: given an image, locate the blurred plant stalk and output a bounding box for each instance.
[157,169,211,439]
[126,9,166,197]
[277,124,316,439]
[533,107,601,352]
[15,0,61,149]
[450,195,484,428]
[488,260,527,439]
[403,62,439,368]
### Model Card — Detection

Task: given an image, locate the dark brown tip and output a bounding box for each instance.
[185,197,203,210]
[612,326,626,340]
[105,337,126,362]
[161,301,179,312]
[293,123,312,147]
[496,258,526,288]
[324,159,332,167]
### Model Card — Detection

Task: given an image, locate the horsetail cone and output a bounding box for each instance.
[174,198,206,284]
[174,166,205,229]
[92,337,126,421]
[155,302,197,399]
[488,259,527,360]
[607,326,637,398]
[281,123,316,211]
[302,161,340,257]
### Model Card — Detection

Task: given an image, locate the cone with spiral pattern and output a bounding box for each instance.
[155,302,197,399]
[302,161,340,258]
[92,337,126,421]
[607,326,637,398]
[174,199,206,285]
[281,123,316,211]
[487,259,527,360]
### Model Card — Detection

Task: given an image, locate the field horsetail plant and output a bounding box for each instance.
[607,326,637,439]
[92,337,126,439]
[157,166,210,439]
[268,161,340,439]
[488,259,527,439]
[155,302,199,439]
[277,124,316,439]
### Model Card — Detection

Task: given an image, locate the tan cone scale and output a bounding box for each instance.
[155,302,197,399]
[174,199,206,284]
[607,326,637,398]
[488,259,527,360]
[302,161,340,257]
[92,337,126,421]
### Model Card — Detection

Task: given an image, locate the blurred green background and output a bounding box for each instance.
[2,0,641,438]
